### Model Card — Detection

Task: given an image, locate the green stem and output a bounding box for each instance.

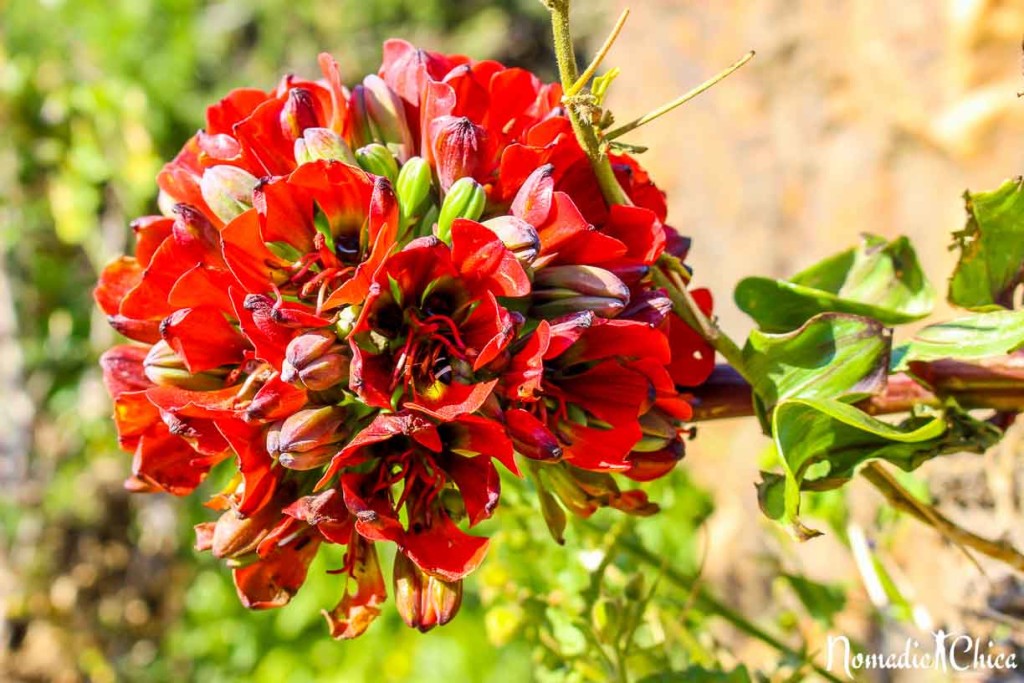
[652,260,753,385]
[615,533,844,683]
[544,0,630,206]
[604,51,755,141]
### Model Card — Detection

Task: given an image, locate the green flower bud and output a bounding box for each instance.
[436,177,486,244]
[396,156,434,237]
[200,165,259,224]
[351,75,415,162]
[355,144,399,185]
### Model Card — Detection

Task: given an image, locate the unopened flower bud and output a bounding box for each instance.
[294,127,357,166]
[351,75,414,162]
[531,265,630,319]
[282,331,349,391]
[480,215,540,265]
[143,340,225,390]
[393,552,463,632]
[200,165,259,224]
[633,410,679,453]
[395,156,434,235]
[280,87,324,141]
[544,464,599,517]
[355,143,399,184]
[273,406,347,470]
[436,177,486,244]
[211,506,277,559]
[433,116,490,192]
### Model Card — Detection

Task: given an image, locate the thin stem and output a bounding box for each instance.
[566,8,630,98]
[861,462,1024,573]
[545,0,630,206]
[652,260,752,385]
[604,51,756,141]
[614,533,844,683]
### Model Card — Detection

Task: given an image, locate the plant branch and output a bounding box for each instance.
[565,8,630,98]
[604,51,755,141]
[861,462,1024,573]
[653,258,753,385]
[544,0,629,206]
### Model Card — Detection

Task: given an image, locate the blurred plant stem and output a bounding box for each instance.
[861,462,1024,573]
[601,527,844,683]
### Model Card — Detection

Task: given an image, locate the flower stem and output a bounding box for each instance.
[653,256,753,385]
[604,51,755,141]
[565,8,630,98]
[544,0,630,207]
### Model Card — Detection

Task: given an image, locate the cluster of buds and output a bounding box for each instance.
[95,41,715,638]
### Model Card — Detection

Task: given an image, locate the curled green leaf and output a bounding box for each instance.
[735,234,934,332]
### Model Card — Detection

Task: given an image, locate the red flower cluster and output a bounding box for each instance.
[95,41,714,637]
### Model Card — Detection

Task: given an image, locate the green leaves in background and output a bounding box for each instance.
[949,178,1024,310]
[735,234,934,332]
[892,309,1024,372]
[743,313,890,416]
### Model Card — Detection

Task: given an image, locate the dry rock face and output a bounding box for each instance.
[604,0,1024,674]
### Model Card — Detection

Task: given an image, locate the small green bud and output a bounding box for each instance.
[436,177,486,244]
[395,156,434,236]
[355,143,399,184]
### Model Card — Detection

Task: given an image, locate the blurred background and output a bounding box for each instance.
[3,1,1024,681]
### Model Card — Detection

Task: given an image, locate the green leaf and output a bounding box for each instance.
[735,235,934,332]
[949,178,1024,310]
[891,309,1024,371]
[779,574,846,625]
[743,313,891,415]
[770,399,993,539]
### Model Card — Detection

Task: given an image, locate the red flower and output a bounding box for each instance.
[94,39,717,640]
